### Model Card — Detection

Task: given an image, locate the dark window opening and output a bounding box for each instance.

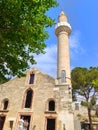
[0,116,5,130]
[20,115,31,130]
[61,70,66,83]
[49,100,55,111]
[29,74,34,84]
[3,100,8,110]
[47,119,55,130]
[25,89,33,108]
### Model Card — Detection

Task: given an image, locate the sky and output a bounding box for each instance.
[32,0,98,78]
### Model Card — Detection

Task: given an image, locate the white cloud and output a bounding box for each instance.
[31,31,84,78]
[69,31,85,60]
[32,44,57,78]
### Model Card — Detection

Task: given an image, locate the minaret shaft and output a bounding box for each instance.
[57,31,71,84]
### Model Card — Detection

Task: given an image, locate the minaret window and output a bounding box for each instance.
[48,100,55,111]
[29,74,34,84]
[24,89,33,108]
[61,70,66,83]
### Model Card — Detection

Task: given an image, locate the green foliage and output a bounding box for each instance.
[92,79,98,91]
[72,67,98,102]
[81,101,88,107]
[71,67,98,108]
[0,0,58,84]
[81,96,96,109]
[71,67,98,129]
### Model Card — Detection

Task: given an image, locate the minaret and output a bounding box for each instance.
[55,11,71,85]
[55,11,74,130]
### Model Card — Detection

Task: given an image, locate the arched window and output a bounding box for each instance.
[48,100,55,111]
[24,89,33,108]
[3,99,9,110]
[61,70,66,83]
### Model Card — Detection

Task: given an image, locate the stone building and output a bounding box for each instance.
[0,11,74,130]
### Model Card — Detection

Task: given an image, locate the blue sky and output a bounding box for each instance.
[33,0,98,78]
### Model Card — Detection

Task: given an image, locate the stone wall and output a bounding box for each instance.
[0,68,74,130]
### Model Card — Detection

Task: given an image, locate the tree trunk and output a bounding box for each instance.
[88,108,94,130]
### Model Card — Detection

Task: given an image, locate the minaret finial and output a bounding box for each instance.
[58,10,67,22]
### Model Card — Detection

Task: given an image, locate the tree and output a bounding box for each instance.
[71,67,98,130]
[0,0,58,84]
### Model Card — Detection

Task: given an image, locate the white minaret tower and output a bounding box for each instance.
[55,11,74,130]
[55,11,71,85]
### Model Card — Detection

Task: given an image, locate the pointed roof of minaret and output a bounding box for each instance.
[58,11,68,22]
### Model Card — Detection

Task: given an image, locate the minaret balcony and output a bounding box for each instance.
[55,21,71,36]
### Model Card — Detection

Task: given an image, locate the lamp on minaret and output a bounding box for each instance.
[55,11,71,85]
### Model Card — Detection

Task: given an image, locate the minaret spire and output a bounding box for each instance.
[55,11,71,84]
[58,10,68,22]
